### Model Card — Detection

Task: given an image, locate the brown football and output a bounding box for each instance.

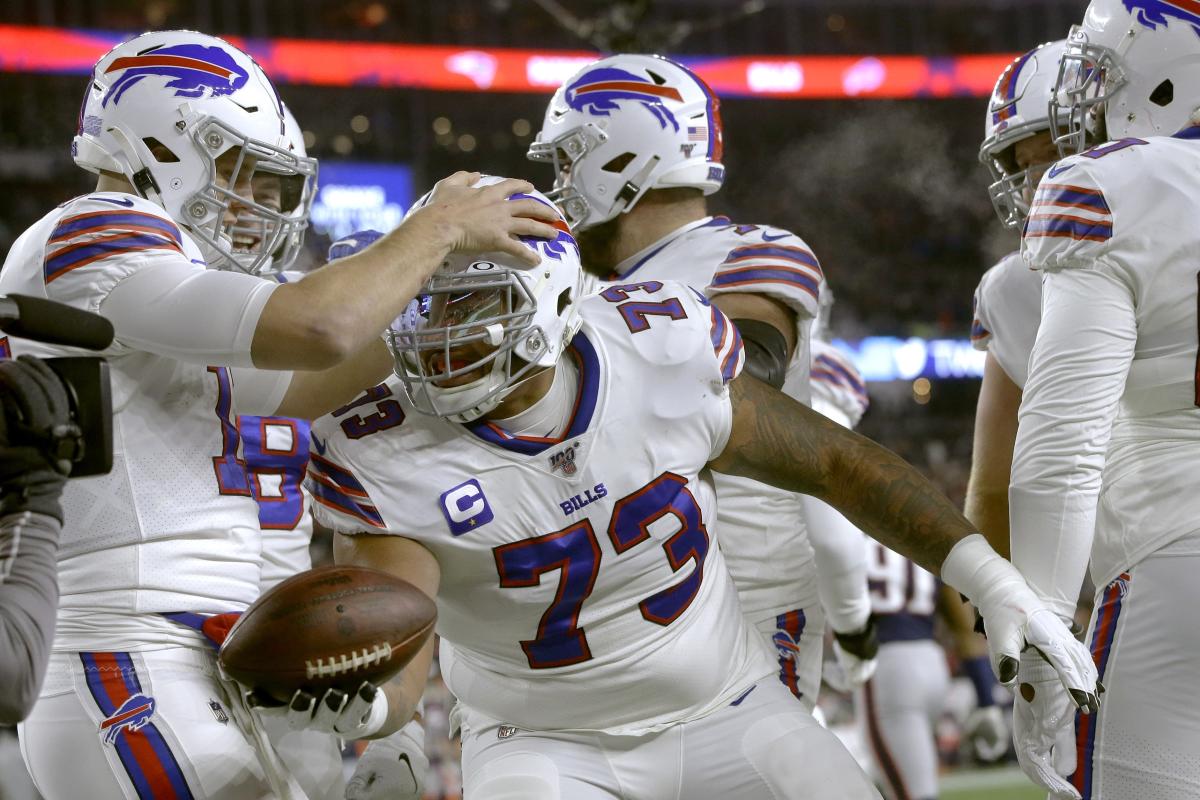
[218,565,436,700]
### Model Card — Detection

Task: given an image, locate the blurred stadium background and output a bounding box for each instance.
[0,1,1086,798]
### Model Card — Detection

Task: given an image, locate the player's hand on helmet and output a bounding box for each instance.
[328,230,385,261]
[941,536,1099,712]
[1013,650,1083,800]
[246,681,388,739]
[411,172,560,266]
[345,717,428,800]
[0,356,81,522]
[826,618,878,691]
[963,705,1008,763]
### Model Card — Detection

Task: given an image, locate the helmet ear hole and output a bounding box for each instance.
[601,153,636,173]
[142,137,179,163]
[1149,79,1173,107]
[557,288,572,316]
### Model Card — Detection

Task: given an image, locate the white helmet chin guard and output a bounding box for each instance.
[528,54,725,231]
[979,40,1067,227]
[73,30,318,273]
[1051,0,1200,156]
[387,178,585,423]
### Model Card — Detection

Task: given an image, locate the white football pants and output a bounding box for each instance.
[1071,551,1200,800]
[459,677,881,799]
[854,639,948,800]
[753,603,825,713]
[18,647,342,800]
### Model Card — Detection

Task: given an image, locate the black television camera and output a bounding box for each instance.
[0,295,114,477]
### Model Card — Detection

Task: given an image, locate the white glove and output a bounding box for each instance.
[346,717,429,800]
[963,705,1008,762]
[940,535,1099,712]
[1014,650,1082,800]
[824,620,878,692]
[247,682,389,739]
[823,641,878,692]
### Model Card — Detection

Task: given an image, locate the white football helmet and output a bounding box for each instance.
[73,30,318,273]
[1051,0,1200,155]
[979,40,1067,227]
[528,54,724,231]
[387,178,585,423]
[252,103,316,271]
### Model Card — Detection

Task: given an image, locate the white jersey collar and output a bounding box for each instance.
[612,215,726,279]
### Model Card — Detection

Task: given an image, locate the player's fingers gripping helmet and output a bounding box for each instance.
[387,178,585,423]
[979,40,1068,227]
[1051,0,1200,156]
[528,54,724,231]
[72,30,318,274]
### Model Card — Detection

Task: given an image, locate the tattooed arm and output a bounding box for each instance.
[708,372,1100,705]
[709,372,975,574]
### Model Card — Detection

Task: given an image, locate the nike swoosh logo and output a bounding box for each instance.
[310,433,328,456]
[90,196,135,207]
[190,259,208,266]
[1046,162,1075,178]
[760,232,790,242]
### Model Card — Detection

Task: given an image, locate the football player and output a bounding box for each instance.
[805,335,1004,800]
[2,30,556,800]
[1010,3,1200,798]
[528,53,876,710]
[254,234,431,800]
[969,39,1065,558]
[304,180,1095,799]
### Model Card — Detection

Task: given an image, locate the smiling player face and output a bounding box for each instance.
[421,287,512,387]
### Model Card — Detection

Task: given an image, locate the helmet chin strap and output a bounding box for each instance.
[107,126,164,206]
[613,156,661,217]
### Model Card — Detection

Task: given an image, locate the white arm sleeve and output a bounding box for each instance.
[802,397,872,633]
[1009,265,1136,620]
[228,366,294,417]
[99,260,277,367]
[799,494,871,633]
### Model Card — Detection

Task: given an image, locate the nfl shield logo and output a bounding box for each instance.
[497,725,518,739]
[209,699,229,724]
[549,443,579,475]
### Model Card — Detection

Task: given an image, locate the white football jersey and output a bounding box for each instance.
[864,540,939,645]
[808,342,937,646]
[253,272,315,589]
[971,251,1042,388]
[0,193,284,649]
[309,284,776,734]
[240,414,314,589]
[611,215,822,619]
[1016,130,1200,591]
[810,339,870,429]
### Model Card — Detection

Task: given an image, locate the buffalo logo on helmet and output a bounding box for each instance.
[1123,0,1200,35]
[99,693,157,745]
[511,193,579,260]
[564,67,683,132]
[102,43,250,107]
[990,48,1036,126]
